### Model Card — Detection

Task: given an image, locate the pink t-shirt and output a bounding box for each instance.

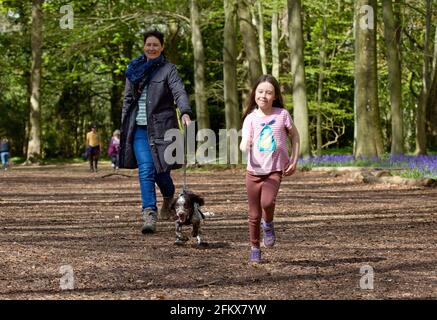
[242,107,294,175]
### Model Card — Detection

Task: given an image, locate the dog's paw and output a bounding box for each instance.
[174,237,188,246]
[203,211,215,217]
[174,239,186,245]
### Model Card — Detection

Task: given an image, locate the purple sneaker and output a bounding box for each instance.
[262,221,276,247]
[249,247,261,263]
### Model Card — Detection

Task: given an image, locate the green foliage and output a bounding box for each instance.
[0,0,436,159]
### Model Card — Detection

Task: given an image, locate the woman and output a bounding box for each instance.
[119,30,192,235]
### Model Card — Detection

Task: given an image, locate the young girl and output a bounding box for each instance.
[240,75,300,264]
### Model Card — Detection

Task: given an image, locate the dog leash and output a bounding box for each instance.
[183,122,188,193]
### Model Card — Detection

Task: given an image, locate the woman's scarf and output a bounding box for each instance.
[125,54,165,86]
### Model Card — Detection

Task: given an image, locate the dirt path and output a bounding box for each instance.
[0,164,435,299]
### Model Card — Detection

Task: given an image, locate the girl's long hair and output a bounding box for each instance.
[241,75,284,124]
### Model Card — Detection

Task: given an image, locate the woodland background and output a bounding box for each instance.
[0,0,436,162]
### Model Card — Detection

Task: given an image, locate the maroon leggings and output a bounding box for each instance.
[245,171,282,248]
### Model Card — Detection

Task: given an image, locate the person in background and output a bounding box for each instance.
[0,138,10,171]
[86,123,101,173]
[108,129,120,170]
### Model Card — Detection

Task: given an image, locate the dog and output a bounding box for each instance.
[170,190,212,247]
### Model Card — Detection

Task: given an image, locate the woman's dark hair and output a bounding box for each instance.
[143,30,164,46]
[241,74,284,123]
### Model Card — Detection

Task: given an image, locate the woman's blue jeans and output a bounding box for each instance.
[133,126,175,211]
[1,152,9,167]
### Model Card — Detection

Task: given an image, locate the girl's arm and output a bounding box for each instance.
[283,125,300,176]
[240,134,250,152]
[240,119,253,152]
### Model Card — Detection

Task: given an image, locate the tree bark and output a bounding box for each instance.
[382,0,404,155]
[354,0,384,158]
[316,8,327,156]
[238,0,263,86]
[415,0,431,155]
[27,0,43,163]
[223,0,239,131]
[288,0,311,158]
[190,0,210,131]
[271,2,280,79]
[256,0,267,74]
[427,24,437,147]
[110,71,124,131]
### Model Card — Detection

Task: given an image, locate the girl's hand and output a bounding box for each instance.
[240,130,253,152]
[283,160,297,176]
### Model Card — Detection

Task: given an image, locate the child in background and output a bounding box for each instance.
[108,129,120,170]
[240,75,300,264]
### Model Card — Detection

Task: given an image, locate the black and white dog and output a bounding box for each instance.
[170,190,212,246]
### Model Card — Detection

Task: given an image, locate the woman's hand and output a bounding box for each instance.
[182,114,191,126]
[283,160,297,176]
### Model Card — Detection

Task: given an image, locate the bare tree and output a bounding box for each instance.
[382,0,404,155]
[354,0,384,158]
[316,3,327,156]
[238,0,262,85]
[288,0,310,158]
[428,24,437,146]
[190,0,210,131]
[415,0,432,155]
[271,1,280,79]
[255,0,267,74]
[27,0,43,163]
[224,0,239,131]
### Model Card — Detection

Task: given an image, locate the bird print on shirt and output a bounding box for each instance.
[257,119,276,152]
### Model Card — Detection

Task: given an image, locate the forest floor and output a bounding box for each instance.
[0,163,435,300]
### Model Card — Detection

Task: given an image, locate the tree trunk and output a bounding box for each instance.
[110,72,124,131]
[256,0,267,74]
[354,0,384,158]
[27,0,43,163]
[382,0,404,155]
[223,0,239,131]
[238,0,263,85]
[316,8,327,157]
[415,0,431,155]
[110,40,132,131]
[288,0,311,158]
[427,24,437,147]
[190,0,210,131]
[166,21,181,66]
[271,2,280,79]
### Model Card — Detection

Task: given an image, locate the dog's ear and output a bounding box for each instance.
[191,193,204,207]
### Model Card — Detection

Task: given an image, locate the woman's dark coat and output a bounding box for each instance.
[119,61,192,173]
